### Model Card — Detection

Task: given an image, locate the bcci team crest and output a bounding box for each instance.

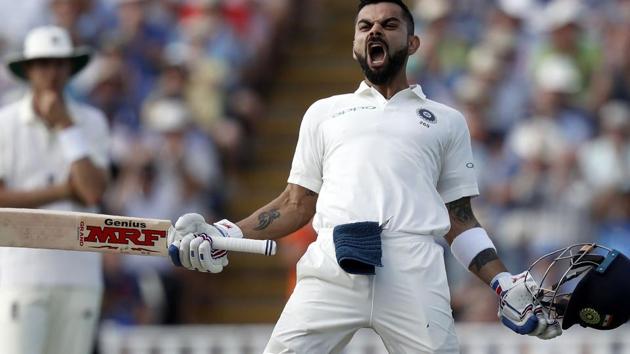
[579,308,601,325]
[417,108,437,124]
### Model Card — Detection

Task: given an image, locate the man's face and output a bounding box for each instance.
[24,58,72,91]
[353,3,412,85]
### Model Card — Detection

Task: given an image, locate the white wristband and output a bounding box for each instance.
[450,227,496,270]
[58,126,90,163]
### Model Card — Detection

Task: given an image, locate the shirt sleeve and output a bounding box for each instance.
[437,111,479,203]
[287,100,327,193]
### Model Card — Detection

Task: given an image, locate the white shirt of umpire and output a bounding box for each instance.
[0,92,110,289]
[288,81,479,239]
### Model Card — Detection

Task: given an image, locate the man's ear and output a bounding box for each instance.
[408,35,420,56]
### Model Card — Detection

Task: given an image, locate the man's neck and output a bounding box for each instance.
[365,74,410,100]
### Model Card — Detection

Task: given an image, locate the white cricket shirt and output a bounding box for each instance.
[0,92,109,288]
[288,82,479,237]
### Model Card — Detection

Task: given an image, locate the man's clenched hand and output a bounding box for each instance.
[167,213,243,273]
[492,272,562,340]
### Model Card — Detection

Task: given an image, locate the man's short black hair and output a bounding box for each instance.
[357,0,415,35]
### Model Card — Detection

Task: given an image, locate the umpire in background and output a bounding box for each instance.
[0,26,109,354]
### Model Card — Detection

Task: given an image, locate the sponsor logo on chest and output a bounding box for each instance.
[332,105,377,118]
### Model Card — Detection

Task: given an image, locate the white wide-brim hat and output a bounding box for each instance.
[6,26,91,81]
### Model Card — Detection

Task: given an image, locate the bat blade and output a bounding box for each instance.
[0,208,171,256]
[0,208,277,256]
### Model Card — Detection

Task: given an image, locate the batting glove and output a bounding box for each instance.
[492,272,562,340]
[167,213,243,273]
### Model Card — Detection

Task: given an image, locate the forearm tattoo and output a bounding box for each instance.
[253,208,280,230]
[446,197,481,228]
[469,248,499,272]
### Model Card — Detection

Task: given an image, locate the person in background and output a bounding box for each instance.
[0,26,109,354]
[105,97,221,222]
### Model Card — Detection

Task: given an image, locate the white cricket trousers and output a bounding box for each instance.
[0,286,102,354]
[264,230,460,354]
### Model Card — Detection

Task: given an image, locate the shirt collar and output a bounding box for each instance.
[354,81,427,100]
[409,84,427,99]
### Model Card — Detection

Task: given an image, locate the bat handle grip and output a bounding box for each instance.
[211,237,277,256]
[167,238,277,266]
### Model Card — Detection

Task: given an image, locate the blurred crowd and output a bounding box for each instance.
[0,0,294,222]
[0,0,296,328]
[407,0,630,322]
[0,0,628,332]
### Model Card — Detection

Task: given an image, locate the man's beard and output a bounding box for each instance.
[355,45,408,85]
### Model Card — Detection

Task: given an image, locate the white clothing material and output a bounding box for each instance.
[264,229,460,354]
[577,138,630,191]
[0,92,109,288]
[57,125,91,163]
[273,82,478,353]
[0,287,102,354]
[288,82,479,238]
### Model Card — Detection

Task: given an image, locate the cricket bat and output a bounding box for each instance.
[0,208,276,256]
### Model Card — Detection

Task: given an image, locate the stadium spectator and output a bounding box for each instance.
[588,9,630,110]
[105,98,222,222]
[47,0,113,47]
[105,0,171,104]
[526,54,594,149]
[532,0,601,103]
[0,26,109,354]
[577,101,630,193]
[100,253,152,325]
[408,0,467,105]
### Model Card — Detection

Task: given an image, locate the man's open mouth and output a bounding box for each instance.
[367,41,388,68]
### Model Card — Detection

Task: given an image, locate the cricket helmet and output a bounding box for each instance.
[527,243,630,330]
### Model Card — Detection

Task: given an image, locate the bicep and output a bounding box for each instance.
[283,183,318,217]
[444,196,481,244]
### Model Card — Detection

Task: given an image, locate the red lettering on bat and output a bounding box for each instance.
[141,229,164,246]
[84,226,166,247]
[79,221,85,246]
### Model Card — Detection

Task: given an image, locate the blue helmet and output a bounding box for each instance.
[527,243,630,330]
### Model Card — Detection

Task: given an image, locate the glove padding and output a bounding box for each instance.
[167,213,243,273]
[492,272,562,340]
